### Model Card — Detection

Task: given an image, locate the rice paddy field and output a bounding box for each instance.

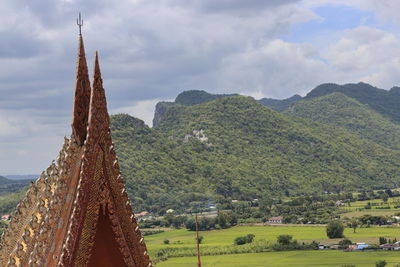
[340,197,400,218]
[156,251,400,266]
[144,225,400,266]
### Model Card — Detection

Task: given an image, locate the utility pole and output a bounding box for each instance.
[195,214,202,267]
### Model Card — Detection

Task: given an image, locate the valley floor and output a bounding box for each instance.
[145,225,400,266]
[156,251,400,267]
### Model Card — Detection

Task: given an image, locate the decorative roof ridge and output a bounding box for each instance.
[71,34,91,146]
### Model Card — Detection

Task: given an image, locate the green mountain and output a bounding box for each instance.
[175,90,238,106]
[286,92,400,150]
[153,90,301,126]
[259,94,302,112]
[153,90,238,127]
[111,96,400,214]
[306,82,400,123]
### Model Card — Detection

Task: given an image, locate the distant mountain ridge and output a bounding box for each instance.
[175,90,239,106]
[286,92,400,150]
[259,94,302,112]
[4,174,38,180]
[153,90,303,127]
[306,82,400,123]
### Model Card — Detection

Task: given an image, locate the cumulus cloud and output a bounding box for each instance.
[2,0,400,174]
[220,40,329,98]
[112,99,166,127]
[0,115,20,137]
[323,26,400,88]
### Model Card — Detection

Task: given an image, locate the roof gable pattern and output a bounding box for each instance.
[0,36,151,267]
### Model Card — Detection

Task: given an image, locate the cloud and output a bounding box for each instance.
[112,98,166,127]
[0,115,20,137]
[219,39,329,98]
[2,0,400,174]
[171,0,300,13]
[323,26,400,88]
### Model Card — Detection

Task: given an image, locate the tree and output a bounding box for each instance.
[350,219,358,233]
[245,234,255,244]
[381,193,389,203]
[338,239,352,249]
[277,235,293,245]
[376,260,387,267]
[379,237,387,245]
[326,220,344,239]
[385,189,393,197]
[196,236,204,244]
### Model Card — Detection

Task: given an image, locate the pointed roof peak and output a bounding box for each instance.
[72,34,91,146]
[94,50,101,79]
[86,50,109,144]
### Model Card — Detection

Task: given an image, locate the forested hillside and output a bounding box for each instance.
[153,91,301,127]
[305,82,400,123]
[286,92,400,150]
[0,176,30,196]
[111,96,400,214]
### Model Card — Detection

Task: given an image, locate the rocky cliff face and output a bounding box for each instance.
[153,101,174,127]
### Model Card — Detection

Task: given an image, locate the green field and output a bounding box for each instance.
[340,197,400,217]
[156,251,400,266]
[145,225,400,265]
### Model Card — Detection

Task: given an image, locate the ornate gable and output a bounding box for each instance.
[0,34,151,267]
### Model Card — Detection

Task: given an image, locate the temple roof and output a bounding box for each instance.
[0,33,151,267]
[72,34,91,146]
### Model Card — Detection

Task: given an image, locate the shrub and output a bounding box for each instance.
[376,260,386,267]
[245,234,255,244]
[234,236,247,245]
[338,239,352,249]
[234,234,256,245]
[326,220,344,239]
[277,235,293,246]
[163,239,170,245]
[196,236,204,244]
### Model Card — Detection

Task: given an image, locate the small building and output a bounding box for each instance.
[166,209,175,214]
[319,244,339,250]
[335,200,344,206]
[380,243,400,251]
[347,243,370,251]
[267,216,283,224]
[319,244,331,250]
[135,211,151,221]
[1,214,10,221]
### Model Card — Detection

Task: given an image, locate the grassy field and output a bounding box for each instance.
[156,251,400,266]
[145,225,400,262]
[340,197,400,217]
